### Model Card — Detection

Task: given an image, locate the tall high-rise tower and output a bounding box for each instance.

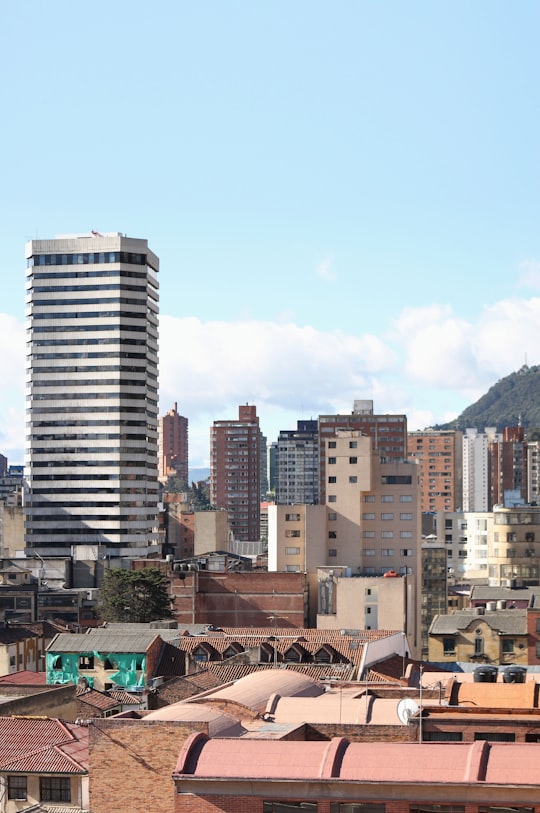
[24,233,159,557]
[210,405,261,542]
[158,402,189,485]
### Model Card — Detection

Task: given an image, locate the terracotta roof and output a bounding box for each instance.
[0,670,47,685]
[107,688,144,705]
[173,627,397,666]
[0,718,88,773]
[76,687,121,712]
[174,736,540,786]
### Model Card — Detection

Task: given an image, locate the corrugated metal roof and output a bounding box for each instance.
[47,631,163,653]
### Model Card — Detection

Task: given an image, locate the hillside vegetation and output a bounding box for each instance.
[436,365,540,435]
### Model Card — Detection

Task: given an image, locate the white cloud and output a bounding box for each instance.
[3,291,540,468]
[518,260,540,290]
[315,255,336,282]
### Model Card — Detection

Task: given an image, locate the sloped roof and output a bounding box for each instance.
[47,631,164,653]
[429,609,527,635]
[0,670,47,685]
[76,686,121,712]
[173,627,397,666]
[0,718,88,773]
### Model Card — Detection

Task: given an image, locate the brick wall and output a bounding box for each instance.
[89,719,207,813]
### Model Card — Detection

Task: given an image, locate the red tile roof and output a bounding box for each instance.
[0,718,88,773]
[0,669,46,685]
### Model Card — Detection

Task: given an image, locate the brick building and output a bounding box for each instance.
[210,405,261,542]
[159,402,189,484]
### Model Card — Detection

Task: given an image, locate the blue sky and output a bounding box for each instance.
[1,1,539,467]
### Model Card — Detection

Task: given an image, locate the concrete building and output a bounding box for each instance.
[463,427,500,512]
[275,419,319,505]
[427,510,492,580]
[490,424,527,507]
[210,405,261,542]
[269,430,422,653]
[407,428,463,512]
[316,567,415,648]
[488,503,540,587]
[24,233,160,558]
[318,399,408,503]
[527,440,540,503]
[158,402,189,485]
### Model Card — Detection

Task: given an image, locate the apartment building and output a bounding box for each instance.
[463,427,500,512]
[488,503,540,587]
[275,419,319,505]
[318,399,407,503]
[210,405,261,542]
[24,233,160,558]
[158,402,188,484]
[407,428,462,512]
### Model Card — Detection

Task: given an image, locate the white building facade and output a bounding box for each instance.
[24,233,160,557]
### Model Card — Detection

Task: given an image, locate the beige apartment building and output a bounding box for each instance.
[488,503,540,587]
[268,430,422,654]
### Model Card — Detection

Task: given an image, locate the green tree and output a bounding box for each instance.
[98,567,173,623]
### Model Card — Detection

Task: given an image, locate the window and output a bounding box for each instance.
[381,548,394,556]
[409,807,464,813]
[328,548,337,557]
[264,803,317,812]
[328,495,337,502]
[285,513,301,521]
[328,441,336,448]
[443,637,455,655]
[362,513,375,520]
[400,512,412,520]
[285,530,301,538]
[400,531,412,538]
[422,731,462,742]
[349,441,358,449]
[285,547,300,555]
[381,531,394,539]
[328,476,337,483]
[40,777,71,803]
[79,655,94,669]
[474,732,515,742]
[328,512,337,520]
[502,638,515,654]
[400,495,413,502]
[328,531,337,539]
[8,776,27,800]
[381,495,394,503]
[363,531,375,538]
[364,495,375,502]
[328,457,336,464]
[286,564,301,572]
[381,512,394,520]
[364,549,376,556]
[474,637,484,655]
[349,456,357,464]
[400,549,413,556]
[349,476,358,483]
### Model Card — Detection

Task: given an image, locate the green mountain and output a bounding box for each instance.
[436,365,540,436]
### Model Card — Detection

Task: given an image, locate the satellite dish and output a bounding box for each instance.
[397,698,420,725]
